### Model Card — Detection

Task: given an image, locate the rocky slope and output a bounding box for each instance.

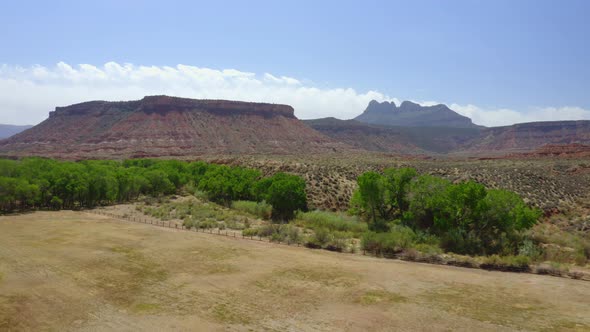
[461,121,590,154]
[304,117,480,154]
[0,124,33,139]
[355,100,478,128]
[215,155,590,213]
[0,96,347,159]
[310,100,590,155]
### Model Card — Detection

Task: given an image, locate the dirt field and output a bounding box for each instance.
[1,211,589,331]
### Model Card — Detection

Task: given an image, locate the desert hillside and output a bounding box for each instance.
[0,96,347,159]
[308,101,590,155]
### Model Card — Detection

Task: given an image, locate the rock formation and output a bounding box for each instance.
[355,100,478,128]
[0,96,346,159]
[462,121,590,153]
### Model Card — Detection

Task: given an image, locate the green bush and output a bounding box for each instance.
[412,243,443,255]
[197,219,217,229]
[242,228,258,237]
[480,255,531,272]
[183,218,195,229]
[253,224,302,244]
[305,228,333,249]
[295,210,367,234]
[518,239,542,261]
[231,200,272,220]
[255,173,307,222]
[361,226,416,256]
[530,223,590,265]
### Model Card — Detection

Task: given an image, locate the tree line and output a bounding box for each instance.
[0,157,542,256]
[0,158,307,220]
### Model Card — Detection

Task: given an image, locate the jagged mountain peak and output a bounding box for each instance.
[355,99,477,128]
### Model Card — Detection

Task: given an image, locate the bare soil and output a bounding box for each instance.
[1,211,589,331]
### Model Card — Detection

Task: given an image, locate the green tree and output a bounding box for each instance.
[382,167,417,218]
[259,173,307,222]
[355,171,387,230]
[144,170,175,196]
[405,174,451,230]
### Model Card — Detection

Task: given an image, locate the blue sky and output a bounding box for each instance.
[1,0,589,125]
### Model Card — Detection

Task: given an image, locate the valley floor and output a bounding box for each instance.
[1,211,589,331]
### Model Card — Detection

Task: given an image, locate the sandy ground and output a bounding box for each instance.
[1,211,589,332]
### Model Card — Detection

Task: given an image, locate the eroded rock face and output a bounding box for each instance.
[463,121,590,153]
[0,96,346,159]
[355,100,478,128]
[304,117,481,154]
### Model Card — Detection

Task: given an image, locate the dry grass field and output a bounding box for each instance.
[1,211,589,331]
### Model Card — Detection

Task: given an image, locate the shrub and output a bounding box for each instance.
[253,224,302,244]
[480,255,531,272]
[535,262,570,277]
[256,224,278,237]
[183,219,195,229]
[518,239,542,261]
[295,210,367,234]
[231,200,272,220]
[325,231,352,252]
[255,173,307,222]
[443,254,479,268]
[412,243,443,255]
[305,228,332,248]
[361,226,416,257]
[194,190,208,200]
[197,219,217,229]
[242,228,258,237]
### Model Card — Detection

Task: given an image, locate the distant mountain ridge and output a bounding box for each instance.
[0,124,33,139]
[462,120,590,154]
[2,96,589,159]
[355,100,478,128]
[307,116,590,155]
[0,96,347,159]
[303,118,480,154]
[307,100,590,155]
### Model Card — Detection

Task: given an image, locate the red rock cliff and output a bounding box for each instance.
[0,96,345,159]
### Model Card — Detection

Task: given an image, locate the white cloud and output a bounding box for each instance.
[0,62,392,125]
[449,104,590,127]
[0,62,588,127]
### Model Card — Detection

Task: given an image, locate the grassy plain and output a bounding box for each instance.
[1,211,589,331]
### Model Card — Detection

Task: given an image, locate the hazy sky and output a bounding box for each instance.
[1,0,589,126]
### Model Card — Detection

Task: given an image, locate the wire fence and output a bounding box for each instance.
[88,209,312,249]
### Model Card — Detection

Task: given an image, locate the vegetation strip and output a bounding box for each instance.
[1,157,587,280]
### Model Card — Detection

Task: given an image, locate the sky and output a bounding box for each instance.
[0,0,589,126]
